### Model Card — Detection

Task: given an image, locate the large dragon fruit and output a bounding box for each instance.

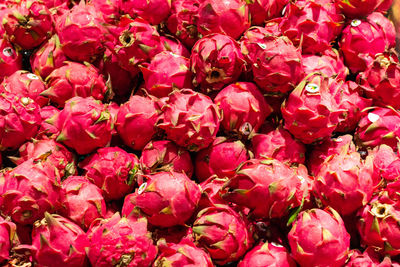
[121,0,171,25]
[31,213,89,267]
[0,38,22,82]
[79,147,139,201]
[302,49,348,80]
[288,208,351,267]
[0,216,16,262]
[122,171,201,227]
[157,89,221,151]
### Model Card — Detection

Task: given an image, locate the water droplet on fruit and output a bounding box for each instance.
[305,83,319,93]
[351,19,361,27]
[138,182,147,194]
[27,73,39,80]
[368,113,380,123]
[297,175,305,184]
[258,43,267,50]
[2,47,13,57]
[271,242,284,247]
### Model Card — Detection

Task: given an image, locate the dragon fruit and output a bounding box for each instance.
[140,140,193,177]
[247,0,288,26]
[336,0,379,18]
[288,208,351,267]
[160,35,191,58]
[157,89,221,151]
[302,49,349,80]
[31,213,89,267]
[90,0,121,24]
[371,144,400,183]
[376,0,394,12]
[214,82,272,137]
[43,61,109,107]
[0,71,48,107]
[192,204,254,265]
[79,146,139,201]
[222,159,305,219]
[87,213,157,267]
[116,95,160,151]
[122,171,201,227]
[60,176,106,230]
[198,176,229,210]
[281,74,343,144]
[238,241,296,267]
[0,93,41,151]
[55,1,107,62]
[194,137,249,182]
[280,0,344,54]
[121,0,171,25]
[0,38,22,82]
[54,96,113,155]
[2,1,53,50]
[30,34,67,79]
[0,159,61,225]
[140,51,193,98]
[152,225,194,244]
[37,105,60,138]
[190,33,247,92]
[0,216,16,262]
[196,0,250,39]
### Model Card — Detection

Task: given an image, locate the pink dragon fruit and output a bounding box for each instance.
[30,34,67,79]
[247,0,288,25]
[0,159,61,225]
[251,125,306,165]
[37,105,60,138]
[302,49,349,80]
[0,38,22,82]
[160,35,191,58]
[55,1,107,62]
[122,171,201,227]
[371,144,400,183]
[140,51,193,98]
[121,0,171,25]
[214,82,272,137]
[54,96,113,155]
[336,0,379,18]
[31,213,89,267]
[196,0,250,39]
[238,241,297,267]
[192,204,254,265]
[345,248,390,266]
[90,0,121,24]
[281,74,343,144]
[116,95,160,151]
[87,213,157,267]
[79,146,139,201]
[190,33,247,92]
[43,61,109,107]
[0,216,16,262]
[0,93,41,150]
[222,158,305,219]
[198,176,229,210]
[194,137,249,182]
[2,1,53,50]
[60,176,106,230]
[288,208,351,267]
[368,12,396,47]
[0,71,48,107]
[280,0,344,54]
[140,140,194,177]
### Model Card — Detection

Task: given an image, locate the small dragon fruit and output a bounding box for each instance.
[31,213,89,267]
[0,216,16,262]
[79,147,139,201]
[336,0,379,18]
[90,0,121,24]
[43,61,109,107]
[116,95,160,151]
[288,208,351,267]
[190,33,247,92]
[2,1,53,50]
[87,213,157,267]
[302,49,349,80]
[157,89,221,151]
[140,140,193,177]
[0,38,22,82]
[238,241,297,267]
[247,0,288,26]
[140,51,193,98]
[214,82,272,137]
[122,171,201,227]
[192,204,254,265]
[121,0,171,25]
[196,0,250,39]
[37,105,60,138]
[60,176,106,230]
[54,96,113,155]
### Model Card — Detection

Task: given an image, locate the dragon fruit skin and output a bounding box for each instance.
[0,38,22,82]
[116,95,160,151]
[122,171,201,228]
[37,105,60,138]
[376,0,394,12]
[280,0,344,54]
[198,176,229,210]
[60,176,106,230]
[336,0,379,18]
[157,89,221,152]
[0,93,41,151]
[2,1,54,50]
[140,140,194,178]
[55,1,107,62]
[121,0,171,25]
[79,147,139,201]
[288,208,351,267]
[87,213,157,267]
[190,33,247,92]
[140,51,193,98]
[0,159,62,225]
[192,204,254,265]
[54,96,113,155]
[371,144,400,183]
[160,35,191,58]
[90,0,121,24]
[31,213,89,267]
[238,242,297,267]
[302,49,349,80]
[214,82,272,137]
[247,0,288,26]
[196,0,250,40]
[0,216,16,262]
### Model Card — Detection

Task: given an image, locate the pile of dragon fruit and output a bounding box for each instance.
[1,0,400,266]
